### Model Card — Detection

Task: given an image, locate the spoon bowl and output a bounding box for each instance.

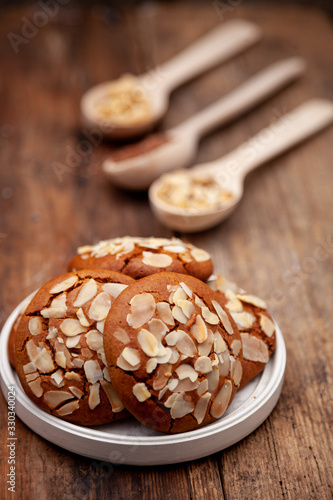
[149,99,333,232]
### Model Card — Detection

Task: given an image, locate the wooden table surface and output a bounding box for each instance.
[0,2,332,499]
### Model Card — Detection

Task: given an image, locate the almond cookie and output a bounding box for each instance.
[8,296,34,369]
[209,275,276,388]
[68,236,213,282]
[15,270,134,425]
[104,272,243,434]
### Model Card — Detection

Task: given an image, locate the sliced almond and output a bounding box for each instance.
[60,319,87,337]
[197,378,209,397]
[69,386,83,399]
[211,380,232,418]
[44,390,73,409]
[55,351,67,369]
[231,339,242,356]
[169,349,180,364]
[164,393,178,408]
[170,392,194,419]
[66,335,81,349]
[172,305,188,324]
[156,346,173,364]
[127,293,156,329]
[50,369,64,387]
[57,400,80,416]
[198,329,214,356]
[230,357,242,386]
[191,315,207,343]
[23,362,36,374]
[133,382,151,402]
[100,379,124,412]
[138,329,159,357]
[241,333,269,363]
[175,364,198,382]
[194,356,213,374]
[113,327,130,344]
[76,308,90,327]
[46,326,58,340]
[26,340,54,372]
[165,330,182,346]
[173,287,188,304]
[212,300,234,335]
[207,365,219,394]
[73,278,98,307]
[88,292,111,322]
[190,248,210,262]
[156,302,175,326]
[88,382,100,410]
[116,353,140,371]
[28,317,42,336]
[259,314,275,337]
[146,358,158,374]
[96,320,105,333]
[201,306,219,325]
[218,349,231,376]
[231,312,256,330]
[178,300,195,319]
[25,372,39,382]
[103,367,111,382]
[102,282,128,298]
[153,364,172,390]
[81,347,93,359]
[175,378,199,392]
[142,251,173,268]
[84,359,103,384]
[194,392,211,424]
[28,377,43,397]
[122,347,141,367]
[72,358,84,369]
[237,293,267,309]
[176,331,197,358]
[148,318,168,340]
[50,275,78,294]
[179,282,193,298]
[86,330,103,351]
[214,332,227,354]
[194,295,205,308]
[65,371,82,381]
[167,378,179,392]
[41,307,66,319]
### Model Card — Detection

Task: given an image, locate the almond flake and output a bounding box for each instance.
[81,347,93,359]
[175,378,199,392]
[259,314,275,337]
[175,331,197,357]
[88,383,100,410]
[50,369,64,387]
[170,392,194,419]
[178,300,195,319]
[84,360,103,384]
[167,378,179,392]
[201,306,219,325]
[28,317,42,336]
[190,248,210,262]
[153,364,172,390]
[56,400,80,416]
[127,293,156,329]
[113,327,130,344]
[179,282,193,298]
[86,330,103,351]
[122,347,141,367]
[198,329,214,356]
[175,364,198,382]
[237,293,267,309]
[231,339,242,356]
[212,300,234,335]
[169,349,180,364]
[100,379,124,412]
[173,287,188,304]
[28,378,43,398]
[65,371,82,381]
[164,393,178,408]
[66,335,81,348]
[102,283,128,298]
[148,318,168,339]
[211,380,232,418]
[60,319,87,337]
[191,315,207,343]
[25,372,39,382]
[72,358,84,368]
[23,362,36,374]
[230,357,242,386]
[73,279,98,307]
[146,358,158,373]
[26,340,54,372]
[231,312,255,330]
[194,392,211,424]
[116,353,140,371]
[46,327,58,340]
[156,302,175,326]
[41,307,66,319]
[55,351,67,368]
[194,356,213,374]
[225,290,243,313]
[214,332,227,353]
[142,251,173,268]
[172,305,188,324]
[241,333,269,363]
[50,276,78,294]
[96,320,105,333]
[194,295,205,308]
[218,349,231,376]
[207,365,219,394]
[197,379,209,397]
[165,330,182,346]
[44,390,73,409]
[69,386,83,399]
[88,292,111,321]
[138,328,159,357]
[76,308,90,327]
[133,382,151,402]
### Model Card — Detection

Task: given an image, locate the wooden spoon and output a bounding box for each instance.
[103,58,305,190]
[149,99,333,232]
[81,20,261,140]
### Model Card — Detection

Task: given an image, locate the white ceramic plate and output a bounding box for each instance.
[0,296,286,466]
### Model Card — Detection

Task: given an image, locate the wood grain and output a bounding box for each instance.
[0,2,332,499]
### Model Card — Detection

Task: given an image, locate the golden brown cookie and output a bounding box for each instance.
[209,275,276,389]
[104,272,243,434]
[68,236,213,282]
[15,269,134,425]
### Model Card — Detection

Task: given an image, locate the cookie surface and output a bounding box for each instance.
[209,275,276,388]
[15,269,134,425]
[68,236,213,282]
[104,272,243,434]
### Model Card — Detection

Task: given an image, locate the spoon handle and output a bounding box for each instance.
[174,58,306,138]
[157,20,261,93]
[203,99,333,182]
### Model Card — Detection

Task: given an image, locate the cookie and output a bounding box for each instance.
[8,296,34,369]
[68,236,213,282]
[104,272,243,434]
[209,275,276,388]
[15,269,134,425]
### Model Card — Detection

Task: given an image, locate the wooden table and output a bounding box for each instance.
[0,2,332,499]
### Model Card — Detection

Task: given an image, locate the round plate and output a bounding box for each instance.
[0,295,286,466]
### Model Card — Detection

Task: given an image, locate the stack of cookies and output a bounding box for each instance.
[11,237,276,433]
